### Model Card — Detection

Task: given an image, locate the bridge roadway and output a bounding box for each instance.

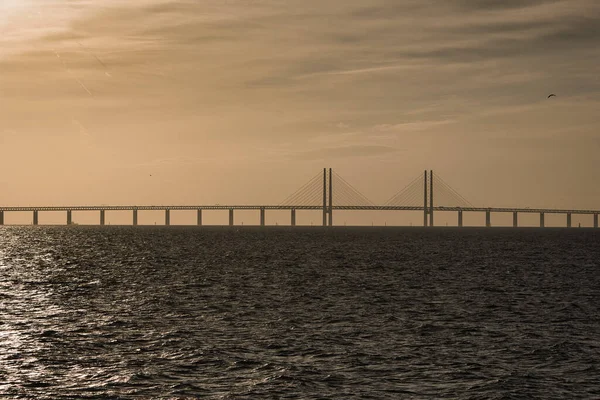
[0,205,599,214]
[0,205,598,228]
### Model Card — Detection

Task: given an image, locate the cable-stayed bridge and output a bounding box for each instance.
[0,168,598,227]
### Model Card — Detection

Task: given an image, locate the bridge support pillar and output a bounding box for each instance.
[513,212,518,228]
[429,170,434,227]
[291,209,296,226]
[165,209,170,226]
[567,213,571,228]
[100,210,105,225]
[328,168,333,227]
[33,210,39,226]
[458,210,463,227]
[229,209,234,226]
[133,209,138,226]
[423,170,428,227]
[485,210,491,227]
[540,212,545,228]
[197,209,202,226]
[0,211,4,225]
[323,168,327,227]
[594,214,598,229]
[260,208,265,226]
[67,210,72,225]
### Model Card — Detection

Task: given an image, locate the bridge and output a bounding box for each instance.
[0,169,598,228]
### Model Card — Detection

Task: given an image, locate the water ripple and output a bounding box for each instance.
[1,226,599,398]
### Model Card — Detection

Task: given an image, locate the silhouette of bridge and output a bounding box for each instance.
[0,169,598,228]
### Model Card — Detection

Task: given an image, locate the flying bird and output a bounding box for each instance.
[547,94,556,98]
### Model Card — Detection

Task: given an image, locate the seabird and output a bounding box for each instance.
[547,94,556,98]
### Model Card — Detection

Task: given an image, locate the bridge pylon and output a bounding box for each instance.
[386,169,473,227]
[322,168,327,226]
[429,170,434,227]
[281,168,372,227]
[423,170,428,227]
[321,168,334,226]
[329,168,333,226]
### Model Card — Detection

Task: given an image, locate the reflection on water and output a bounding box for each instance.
[1,226,599,398]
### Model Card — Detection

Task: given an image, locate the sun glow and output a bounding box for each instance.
[0,0,26,15]
[0,0,79,58]
[0,0,38,30]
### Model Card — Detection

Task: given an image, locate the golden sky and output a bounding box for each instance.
[1,0,599,225]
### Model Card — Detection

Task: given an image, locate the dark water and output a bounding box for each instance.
[1,226,599,399]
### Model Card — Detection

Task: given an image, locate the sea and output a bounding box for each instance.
[1,226,599,399]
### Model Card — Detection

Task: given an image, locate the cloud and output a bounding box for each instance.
[293,145,402,161]
[452,0,562,11]
[374,119,457,132]
[1,0,599,178]
[71,119,91,137]
[334,122,350,129]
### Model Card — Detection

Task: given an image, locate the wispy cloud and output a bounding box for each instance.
[292,145,403,161]
[374,119,458,132]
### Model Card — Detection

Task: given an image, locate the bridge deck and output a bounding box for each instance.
[0,206,598,214]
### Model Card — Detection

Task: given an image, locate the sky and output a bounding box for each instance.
[1,0,599,226]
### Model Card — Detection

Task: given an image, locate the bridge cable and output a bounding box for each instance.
[432,173,474,207]
[292,183,324,207]
[384,177,422,206]
[280,172,323,206]
[385,173,425,207]
[332,172,375,206]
